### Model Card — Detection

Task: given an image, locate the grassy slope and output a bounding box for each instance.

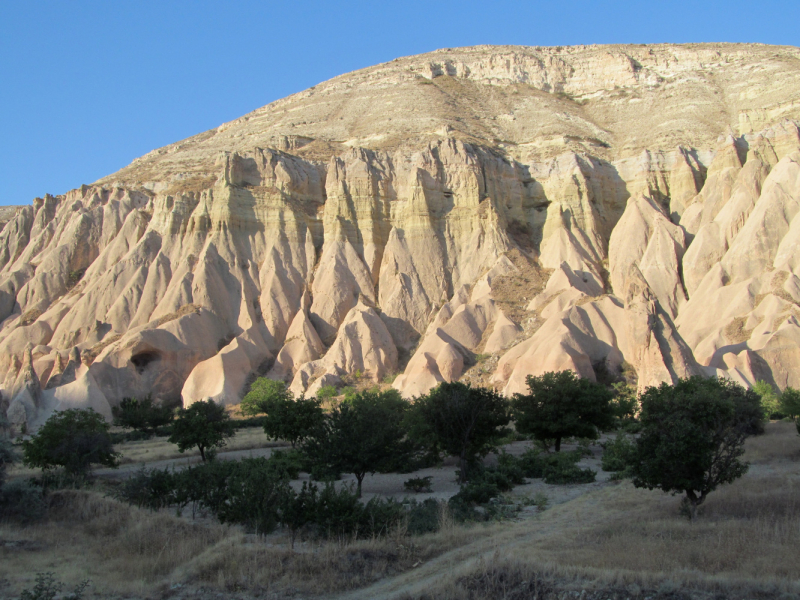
[0,422,798,599]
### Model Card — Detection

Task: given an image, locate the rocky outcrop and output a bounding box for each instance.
[5,44,800,428]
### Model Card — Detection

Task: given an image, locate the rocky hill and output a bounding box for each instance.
[3,43,800,432]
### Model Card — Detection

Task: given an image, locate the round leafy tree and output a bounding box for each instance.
[169,399,235,462]
[780,386,800,420]
[512,370,615,452]
[412,382,509,483]
[112,395,174,436]
[631,376,761,519]
[304,389,410,496]
[22,408,120,476]
[240,378,324,448]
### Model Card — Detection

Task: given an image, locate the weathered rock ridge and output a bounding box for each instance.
[3,43,800,431]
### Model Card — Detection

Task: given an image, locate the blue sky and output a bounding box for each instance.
[1,1,797,207]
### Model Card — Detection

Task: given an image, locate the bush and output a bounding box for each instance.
[0,478,47,523]
[512,371,615,452]
[631,376,757,519]
[23,409,119,478]
[601,432,637,473]
[517,448,596,484]
[114,466,177,510]
[20,572,90,600]
[404,476,433,493]
[0,437,15,487]
[112,395,174,436]
[405,498,441,535]
[169,400,235,462]
[267,448,305,479]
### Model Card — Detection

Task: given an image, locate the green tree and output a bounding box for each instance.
[411,382,509,483]
[610,382,639,428]
[0,438,15,488]
[631,376,759,519]
[753,380,780,419]
[240,378,324,448]
[22,409,120,477]
[168,400,235,462]
[304,389,410,496]
[780,387,800,420]
[512,371,615,452]
[112,395,174,436]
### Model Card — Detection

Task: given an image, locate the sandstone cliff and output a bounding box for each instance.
[3,43,800,431]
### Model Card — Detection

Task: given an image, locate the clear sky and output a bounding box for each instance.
[1,0,797,207]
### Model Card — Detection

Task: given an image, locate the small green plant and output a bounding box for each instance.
[316,385,339,401]
[517,448,596,484]
[532,491,549,510]
[404,475,433,493]
[20,572,90,600]
[601,432,637,474]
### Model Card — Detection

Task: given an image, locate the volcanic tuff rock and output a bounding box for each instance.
[3,43,800,430]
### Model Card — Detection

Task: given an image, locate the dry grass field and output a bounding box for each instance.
[1,422,798,599]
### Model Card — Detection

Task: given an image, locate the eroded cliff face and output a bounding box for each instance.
[3,43,800,431]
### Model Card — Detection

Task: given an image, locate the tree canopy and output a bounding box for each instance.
[22,408,119,476]
[304,389,410,496]
[512,370,615,452]
[168,399,235,462]
[411,382,509,483]
[112,395,174,435]
[780,387,800,420]
[630,376,760,518]
[240,378,324,448]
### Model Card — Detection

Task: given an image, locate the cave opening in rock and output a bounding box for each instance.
[131,351,161,375]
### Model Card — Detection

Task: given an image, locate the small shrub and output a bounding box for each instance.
[405,498,441,534]
[0,437,15,487]
[267,448,305,479]
[20,572,89,600]
[113,466,177,510]
[0,478,46,524]
[404,476,433,493]
[601,432,637,473]
[517,448,596,484]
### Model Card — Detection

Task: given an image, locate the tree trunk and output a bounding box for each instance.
[199,445,206,462]
[356,474,364,498]
[459,453,468,484]
[555,436,562,452]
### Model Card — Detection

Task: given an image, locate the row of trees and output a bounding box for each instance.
[9,369,781,524]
